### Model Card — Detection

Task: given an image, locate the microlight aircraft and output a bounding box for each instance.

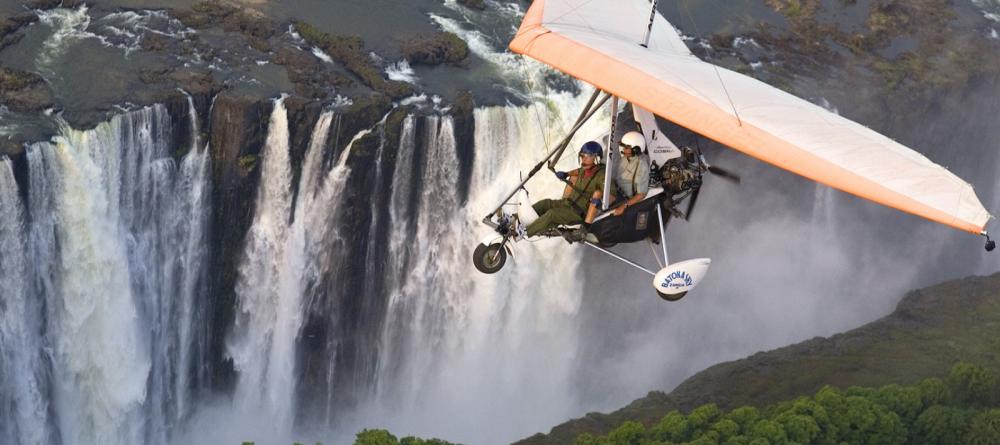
[473,0,994,300]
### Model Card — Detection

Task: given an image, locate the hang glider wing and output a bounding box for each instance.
[509,0,991,234]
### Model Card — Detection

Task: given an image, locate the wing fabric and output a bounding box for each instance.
[510,0,991,234]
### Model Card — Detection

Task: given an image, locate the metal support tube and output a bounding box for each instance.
[583,242,656,276]
[603,96,619,211]
[656,204,669,265]
[641,0,659,48]
[489,91,611,217]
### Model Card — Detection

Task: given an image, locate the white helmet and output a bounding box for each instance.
[620,131,646,153]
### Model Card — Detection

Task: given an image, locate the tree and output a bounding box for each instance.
[574,433,606,445]
[875,384,924,426]
[776,413,820,444]
[749,419,787,444]
[689,404,723,435]
[773,397,837,444]
[650,410,691,443]
[918,377,951,407]
[913,405,970,445]
[724,406,761,435]
[948,362,997,405]
[355,429,399,445]
[710,419,740,441]
[606,421,645,445]
[966,409,1000,445]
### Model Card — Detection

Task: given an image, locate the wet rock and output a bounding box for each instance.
[0,12,38,51]
[21,0,61,10]
[139,68,170,85]
[204,90,273,392]
[451,90,475,202]
[0,136,24,159]
[284,95,321,197]
[140,32,171,52]
[457,0,486,10]
[273,45,352,99]
[400,31,469,66]
[169,67,220,97]
[173,1,277,52]
[294,21,413,99]
[0,68,54,113]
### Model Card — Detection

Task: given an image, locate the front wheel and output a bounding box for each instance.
[473,243,507,274]
[656,290,686,302]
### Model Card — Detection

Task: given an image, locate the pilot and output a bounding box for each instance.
[525,141,606,238]
[613,131,650,216]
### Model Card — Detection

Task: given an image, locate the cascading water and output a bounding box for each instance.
[6,101,211,445]
[226,98,358,435]
[0,158,49,445]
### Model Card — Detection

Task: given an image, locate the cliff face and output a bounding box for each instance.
[518,272,1000,444]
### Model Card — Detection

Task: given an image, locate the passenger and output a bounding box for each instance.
[526,141,606,238]
[613,131,650,216]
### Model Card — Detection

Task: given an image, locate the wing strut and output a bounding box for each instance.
[487,88,610,218]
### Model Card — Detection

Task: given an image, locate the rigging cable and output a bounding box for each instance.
[678,0,743,127]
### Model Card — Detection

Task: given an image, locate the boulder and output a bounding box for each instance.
[294,21,413,99]
[0,68,54,112]
[400,31,469,66]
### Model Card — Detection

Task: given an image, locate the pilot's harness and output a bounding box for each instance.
[564,165,604,216]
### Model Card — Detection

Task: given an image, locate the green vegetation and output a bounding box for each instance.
[237,154,258,173]
[293,22,412,99]
[572,362,1000,445]
[240,428,458,445]
[517,274,1000,444]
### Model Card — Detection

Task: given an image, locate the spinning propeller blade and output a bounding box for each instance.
[707,165,741,183]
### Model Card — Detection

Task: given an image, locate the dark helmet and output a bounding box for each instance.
[579,141,603,160]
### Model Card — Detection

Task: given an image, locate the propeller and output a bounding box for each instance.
[697,152,741,184]
[707,165,741,183]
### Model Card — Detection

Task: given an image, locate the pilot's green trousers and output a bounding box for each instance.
[526,199,584,237]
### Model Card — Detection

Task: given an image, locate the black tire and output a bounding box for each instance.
[473,243,507,274]
[656,290,686,302]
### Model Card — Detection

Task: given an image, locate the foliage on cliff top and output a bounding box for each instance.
[574,362,1000,445]
[517,272,1000,444]
[294,21,413,99]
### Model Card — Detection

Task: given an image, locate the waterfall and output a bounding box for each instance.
[10,102,211,445]
[353,94,608,443]
[227,100,354,434]
[0,158,49,445]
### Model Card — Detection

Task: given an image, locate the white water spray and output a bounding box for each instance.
[0,159,49,445]
[228,101,358,434]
